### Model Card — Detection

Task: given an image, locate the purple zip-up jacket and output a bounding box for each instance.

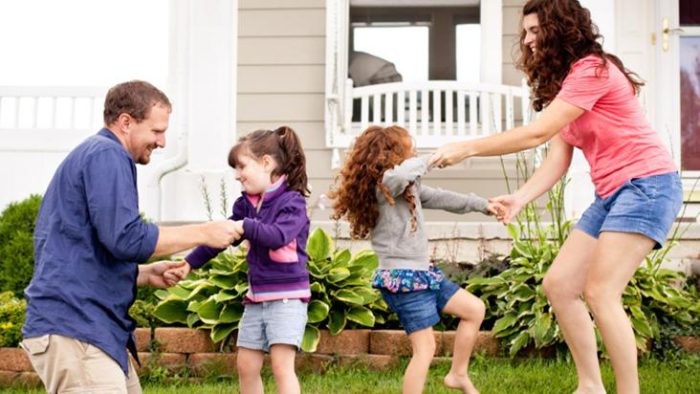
[186,179,311,302]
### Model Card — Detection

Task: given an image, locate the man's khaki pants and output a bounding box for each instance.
[21,334,141,394]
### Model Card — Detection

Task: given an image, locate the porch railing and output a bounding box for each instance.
[327,78,531,167]
[0,86,106,131]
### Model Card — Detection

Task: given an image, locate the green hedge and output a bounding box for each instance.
[0,195,41,298]
[0,291,26,347]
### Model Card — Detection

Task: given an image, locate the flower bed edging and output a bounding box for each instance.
[674,336,700,353]
[1,329,699,388]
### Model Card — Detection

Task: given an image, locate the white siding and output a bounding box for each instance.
[236,0,524,222]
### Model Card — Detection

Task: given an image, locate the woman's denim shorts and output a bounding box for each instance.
[576,172,683,249]
[379,277,461,334]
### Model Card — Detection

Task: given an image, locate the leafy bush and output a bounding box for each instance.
[0,195,42,297]
[152,228,392,352]
[303,228,395,351]
[466,219,569,357]
[626,261,700,352]
[466,152,700,357]
[152,250,248,347]
[0,291,26,347]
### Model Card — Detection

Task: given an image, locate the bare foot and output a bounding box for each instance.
[444,373,479,394]
[572,388,606,394]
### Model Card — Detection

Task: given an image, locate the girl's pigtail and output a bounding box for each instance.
[275,126,310,197]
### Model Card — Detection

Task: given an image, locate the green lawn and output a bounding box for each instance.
[4,356,699,393]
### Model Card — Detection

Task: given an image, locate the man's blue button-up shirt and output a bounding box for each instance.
[23,128,159,375]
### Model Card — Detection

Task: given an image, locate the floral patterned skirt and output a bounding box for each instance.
[371,264,445,293]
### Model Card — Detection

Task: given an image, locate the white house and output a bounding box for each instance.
[1,0,698,267]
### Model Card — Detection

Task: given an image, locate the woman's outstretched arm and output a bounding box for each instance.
[492,134,574,223]
[430,98,584,166]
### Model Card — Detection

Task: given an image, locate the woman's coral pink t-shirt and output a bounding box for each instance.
[556,55,676,198]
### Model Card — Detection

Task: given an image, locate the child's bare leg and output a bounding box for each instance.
[404,327,437,394]
[237,347,265,394]
[270,344,301,394]
[441,289,485,394]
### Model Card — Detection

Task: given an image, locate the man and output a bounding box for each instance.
[21,80,239,393]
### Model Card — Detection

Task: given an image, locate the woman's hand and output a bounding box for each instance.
[429,141,471,168]
[489,194,526,224]
[486,200,507,221]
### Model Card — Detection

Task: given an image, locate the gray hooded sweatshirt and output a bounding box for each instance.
[372,155,490,271]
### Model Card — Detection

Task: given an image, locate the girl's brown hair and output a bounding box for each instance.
[517,0,644,111]
[228,126,310,197]
[329,125,417,239]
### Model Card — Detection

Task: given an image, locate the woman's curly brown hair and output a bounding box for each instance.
[329,125,417,239]
[517,0,644,111]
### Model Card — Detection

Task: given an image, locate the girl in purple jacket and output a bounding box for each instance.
[173,126,311,394]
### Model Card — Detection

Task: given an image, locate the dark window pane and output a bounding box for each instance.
[681,0,700,26]
[680,37,700,171]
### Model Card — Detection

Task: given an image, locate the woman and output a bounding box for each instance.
[431,1,682,393]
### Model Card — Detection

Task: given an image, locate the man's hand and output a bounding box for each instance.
[137,261,189,288]
[202,220,241,249]
[233,220,244,237]
[163,262,192,287]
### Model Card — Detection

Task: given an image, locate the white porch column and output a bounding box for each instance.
[561,0,615,219]
[480,0,502,84]
[159,0,239,222]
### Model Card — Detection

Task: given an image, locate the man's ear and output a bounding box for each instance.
[115,113,131,133]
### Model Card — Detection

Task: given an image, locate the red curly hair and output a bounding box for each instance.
[329,125,417,239]
[517,0,644,111]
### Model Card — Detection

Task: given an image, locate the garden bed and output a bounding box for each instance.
[0,328,698,389]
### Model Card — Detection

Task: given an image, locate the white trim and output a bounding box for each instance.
[141,0,239,222]
[480,0,502,84]
[325,0,350,167]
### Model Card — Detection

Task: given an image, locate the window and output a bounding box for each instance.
[456,24,481,83]
[353,24,430,83]
[680,0,700,171]
[349,4,480,82]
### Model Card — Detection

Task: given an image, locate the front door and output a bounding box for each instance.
[654,0,700,183]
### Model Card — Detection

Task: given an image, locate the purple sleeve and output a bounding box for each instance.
[242,195,308,250]
[185,198,246,269]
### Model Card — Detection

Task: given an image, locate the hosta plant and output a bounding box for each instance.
[465,219,568,357]
[152,249,249,347]
[302,227,393,352]
[152,228,391,352]
[468,150,700,357]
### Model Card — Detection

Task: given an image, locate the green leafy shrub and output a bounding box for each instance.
[152,228,392,352]
[152,250,248,348]
[0,291,26,347]
[303,228,394,351]
[466,219,569,357]
[0,195,42,297]
[466,152,700,357]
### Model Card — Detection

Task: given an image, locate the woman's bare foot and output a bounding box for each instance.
[443,372,479,394]
[572,386,606,394]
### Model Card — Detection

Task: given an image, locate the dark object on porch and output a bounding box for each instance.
[349,51,403,87]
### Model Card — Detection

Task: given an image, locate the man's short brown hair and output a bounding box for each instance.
[103,80,171,125]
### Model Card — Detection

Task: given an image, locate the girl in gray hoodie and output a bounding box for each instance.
[330,125,503,394]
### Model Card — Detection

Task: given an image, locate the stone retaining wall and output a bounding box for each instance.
[0,328,697,389]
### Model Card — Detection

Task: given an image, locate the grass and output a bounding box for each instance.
[3,355,699,393]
